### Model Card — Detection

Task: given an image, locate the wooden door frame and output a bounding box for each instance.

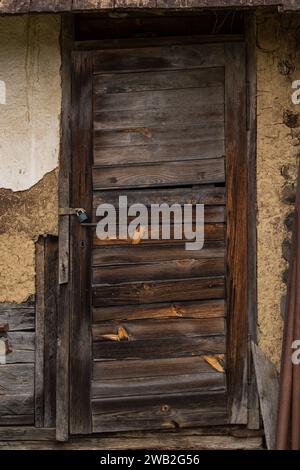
[57,12,258,441]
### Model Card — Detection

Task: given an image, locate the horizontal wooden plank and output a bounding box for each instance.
[92,391,227,432]
[5,332,35,364]
[94,140,224,166]
[93,67,225,95]
[92,372,225,399]
[94,87,224,114]
[94,123,224,150]
[0,415,34,426]
[93,277,225,306]
[0,305,35,331]
[93,185,226,207]
[93,158,225,190]
[94,103,224,131]
[92,241,225,266]
[93,223,225,246]
[0,364,34,395]
[0,394,34,418]
[93,44,225,74]
[0,427,56,441]
[93,205,226,223]
[93,258,225,284]
[93,335,226,360]
[93,355,226,380]
[92,317,225,342]
[93,299,226,322]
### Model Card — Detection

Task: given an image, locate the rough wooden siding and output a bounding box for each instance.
[0,0,299,15]
[0,300,35,425]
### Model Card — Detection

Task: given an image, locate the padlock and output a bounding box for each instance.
[75,208,89,224]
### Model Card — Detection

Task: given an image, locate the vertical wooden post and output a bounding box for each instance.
[56,14,73,442]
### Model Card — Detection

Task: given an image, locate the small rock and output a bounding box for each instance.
[284,211,295,231]
[283,110,300,128]
[282,238,291,261]
[282,268,289,284]
[278,59,295,76]
[281,184,296,204]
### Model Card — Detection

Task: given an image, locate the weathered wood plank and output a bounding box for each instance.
[0,305,34,331]
[93,44,225,74]
[92,391,227,432]
[92,258,225,284]
[0,435,263,451]
[94,123,224,149]
[93,185,226,208]
[252,342,279,450]
[94,104,224,131]
[69,51,93,434]
[93,205,225,223]
[35,236,45,427]
[93,277,225,306]
[92,317,225,341]
[0,364,34,395]
[94,140,225,166]
[0,395,34,421]
[92,372,225,399]
[93,67,225,95]
[56,14,73,442]
[93,223,225,246]
[93,335,226,360]
[93,355,226,380]
[93,241,225,265]
[95,87,224,114]
[44,237,58,428]
[93,299,226,322]
[93,158,225,190]
[0,427,56,441]
[225,43,248,425]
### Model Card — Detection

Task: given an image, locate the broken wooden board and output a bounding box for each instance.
[251,342,279,450]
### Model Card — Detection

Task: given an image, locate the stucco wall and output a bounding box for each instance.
[0,15,61,303]
[256,10,300,368]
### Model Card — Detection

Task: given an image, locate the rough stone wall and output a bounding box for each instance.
[0,15,61,303]
[256,10,300,368]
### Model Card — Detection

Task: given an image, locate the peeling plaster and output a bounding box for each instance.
[256,11,300,369]
[0,15,61,192]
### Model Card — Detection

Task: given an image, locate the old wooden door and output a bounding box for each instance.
[70,41,248,434]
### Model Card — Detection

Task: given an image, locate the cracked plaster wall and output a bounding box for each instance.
[0,15,61,303]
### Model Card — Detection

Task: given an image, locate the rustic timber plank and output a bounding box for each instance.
[92,258,225,284]
[44,237,58,428]
[92,391,227,432]
[92,317,225,341]
[73,0,114,9]
[30,0,72,11]
[69,51,93,434]
[0,427,56,441]
[225,43,248,425]
[57,14,73,443]
[93,299,226,322]
[252,342,279,450]
[93,241,225,265]
[93,205,225,223]
[93,186,225,208]
[93,355,226,380]
[94,139,225,165]
[0,304,34,331]
[92,223,225,246]
[35,236,45,427]
[93,335,226,360]
[246,11,260,431]
[0,435,263,450]
[94,87,224,113]
[93,68,225,95]
[5,332,35,363]
[93,158,225,190]
[94,104,224,131]
[93,276,225,306]
[0,364,34,395]
[91,372,225,399]
[93,44,225,74]
[0,394,34,416]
